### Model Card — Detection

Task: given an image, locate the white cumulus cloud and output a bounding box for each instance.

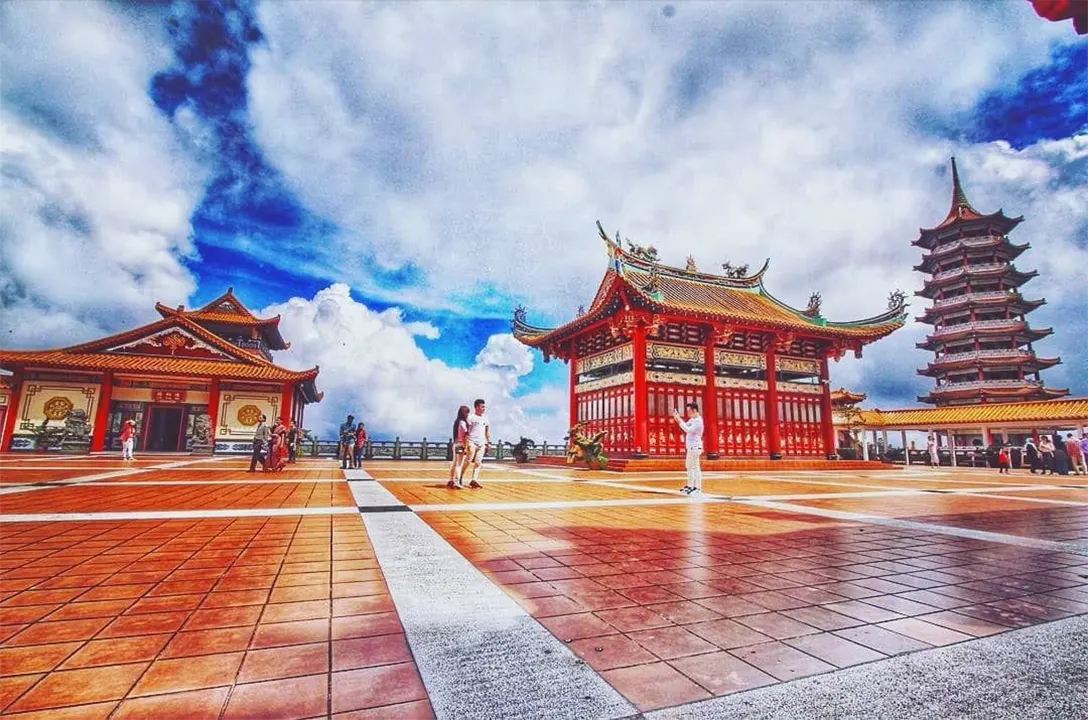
[0,1,206,347]
[263,284,567,441]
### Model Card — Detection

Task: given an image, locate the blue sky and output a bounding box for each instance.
[1,1,1085,439]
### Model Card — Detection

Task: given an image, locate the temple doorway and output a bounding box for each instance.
[145,406,185,451]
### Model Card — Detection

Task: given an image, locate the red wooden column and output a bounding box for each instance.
[569,344,579,430]
[90,371,113,452]
[819,356,837,458]
[279,383,294,425]
[2,378,21,451]
[703,330,720,459]
[632,323,649,457]
[207,379,221,452]
[765,349,782,459]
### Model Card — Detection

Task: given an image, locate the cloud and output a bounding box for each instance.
[244,0,1086,405]
[0,1,205,347]
[264,284,567,441]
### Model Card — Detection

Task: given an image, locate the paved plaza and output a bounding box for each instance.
[1,455,1086,719]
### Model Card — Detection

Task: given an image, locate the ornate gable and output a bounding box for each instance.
[198,288,255,318]
[104,327,242,362]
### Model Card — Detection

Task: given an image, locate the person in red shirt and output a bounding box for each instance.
[997,444,1010,474]
[353,423,368,469]
[119,419,137,461]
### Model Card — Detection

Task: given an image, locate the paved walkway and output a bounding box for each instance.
[1,454,1085,718]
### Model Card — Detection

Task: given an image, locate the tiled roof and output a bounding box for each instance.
[0,309,319,388]
[851,397,1088,428]
[154,289,288,349]
[513,227,907,348]
[0,350,317,381]
[917,158,1022,239]
[830,388,867,405]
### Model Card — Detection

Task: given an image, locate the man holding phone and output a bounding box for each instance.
[673,402,704,495]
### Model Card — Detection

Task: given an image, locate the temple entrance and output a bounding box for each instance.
[145,406,185,451]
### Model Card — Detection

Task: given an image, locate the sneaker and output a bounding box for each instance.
[679,486,692,494]
[446,480,458,489]
[688,488,702,496]
[469,481,482,489]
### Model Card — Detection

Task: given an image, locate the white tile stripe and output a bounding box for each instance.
[411,496,720,513]
[0,456,234,495]
[361,511,635,720]
[736,498,1088,556]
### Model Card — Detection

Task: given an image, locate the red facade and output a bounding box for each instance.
[514,227,907,459]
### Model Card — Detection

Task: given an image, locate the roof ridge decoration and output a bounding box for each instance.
[13,313,281,368]
[920,157,1023,235]
[198,287,256,318]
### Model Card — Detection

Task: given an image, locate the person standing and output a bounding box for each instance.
[1079,434,1088,475]
[338,414,356,470]
[248,414,269,473]
[997,443,1010,474]
[1024,437,1041,473]
[448,406,470,489]
[1064,433,1085,475]
[1039,435,1055,475]
[673,403,704,495]
[354,423,368,469]
[120,419,137,461]
[286,421,299,463]
[927,436,939,467]
[462,399,491,488]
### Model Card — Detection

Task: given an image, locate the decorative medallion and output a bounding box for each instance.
[160,332,188,351]
[43,396,74,421]
[578,345,633,374]
[236,404,262,427]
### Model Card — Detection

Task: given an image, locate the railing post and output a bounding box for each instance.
[496,440,504,460]
[393,436,401,460]
[422,437,428,461]
[365,439,372,459]
[447,439,453,461]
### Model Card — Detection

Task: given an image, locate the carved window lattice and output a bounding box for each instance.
[575,384,635,455]
[575,328,626,357]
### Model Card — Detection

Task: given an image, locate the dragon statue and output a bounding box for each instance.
[504,437,536,464]
[565,422,610,470]
[626,239,659,263]
[887,289,908,311]
[721,261,750,279]
[803,292,822,317]
[685,255,698,272]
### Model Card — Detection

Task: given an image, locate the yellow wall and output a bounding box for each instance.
[217,389,283,439]
[14,380,100,436]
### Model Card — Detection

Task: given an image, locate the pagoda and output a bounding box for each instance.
[0,288,321,454]
[913,158,1067,405]
[512,223,907,460]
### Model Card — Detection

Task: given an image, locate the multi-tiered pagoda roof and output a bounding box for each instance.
[912,158,1067,405]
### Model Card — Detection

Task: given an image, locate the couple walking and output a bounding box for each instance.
[448,398,490,489]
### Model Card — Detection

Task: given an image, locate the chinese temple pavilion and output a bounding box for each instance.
[0,289,321,453]
[913,158,1068,405]
[512,224,907,459]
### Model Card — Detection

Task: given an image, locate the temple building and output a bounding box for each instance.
[512,224,907,460]
[914,158,1068,405]
[0,289,321,453]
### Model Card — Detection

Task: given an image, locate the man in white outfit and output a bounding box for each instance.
[462,398,491,488]
[673,402,704,495]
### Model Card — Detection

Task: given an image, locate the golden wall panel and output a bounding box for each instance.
[15,381,99,434]
[714,349,765,369]
[778,381,823,395]
[112,387,210,404]
[217,391,281,438]
[647,342,704,364]
[577,344,633,374]
[646,371,706,386]
[777,358,820,374]
[575,371,634,394]
[715,377,769,390]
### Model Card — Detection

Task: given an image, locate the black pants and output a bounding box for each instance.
[249,441,266,472]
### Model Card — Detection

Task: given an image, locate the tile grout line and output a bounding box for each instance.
[349,471,636,720]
